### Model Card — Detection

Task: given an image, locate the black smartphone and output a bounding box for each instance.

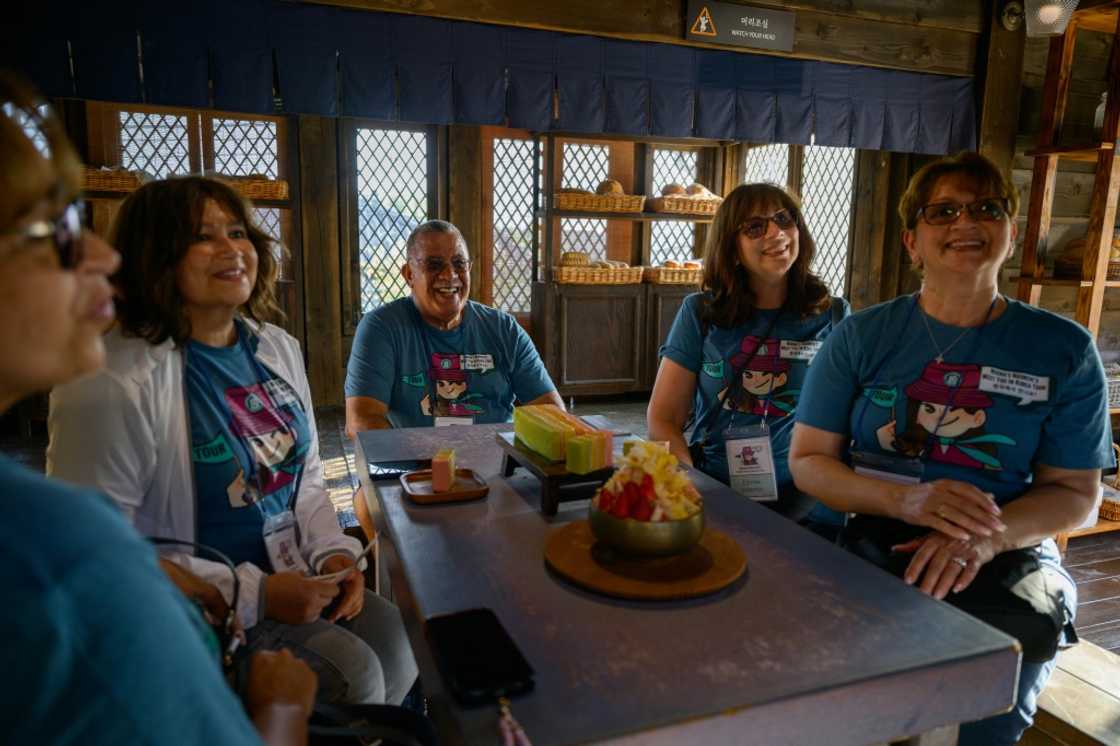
[425,608,534,706]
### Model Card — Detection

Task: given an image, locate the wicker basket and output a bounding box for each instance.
[554,192,644,213]
[82,167,143,193]
[646,195,721,216]
[1106,364,1120,409]
[553,265,644,285]
[643,266,702,285]
[226,177,290,201]
[1053,256,1120,281]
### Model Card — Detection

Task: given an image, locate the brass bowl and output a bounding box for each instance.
[588,507,704,557]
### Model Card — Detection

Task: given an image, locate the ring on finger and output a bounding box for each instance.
[936,505,949,519]
[951,557,968,568]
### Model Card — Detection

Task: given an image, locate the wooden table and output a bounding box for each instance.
[355,425,1021,746]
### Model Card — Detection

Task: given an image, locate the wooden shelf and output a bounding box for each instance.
[1074,1,1120,33]
[1067,517,1120,539]
[537,208,714,223]
[1025,143,1114,162]
[1012,276,1120,288]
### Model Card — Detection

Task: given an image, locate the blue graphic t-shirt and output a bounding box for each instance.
[1,454,263,745]
[186,321,311,570]
[660,292,851,487]
[345,298,556,428]
[797,295,1115,505]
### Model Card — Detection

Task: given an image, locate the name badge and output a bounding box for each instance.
[849,450,923,486]
[724,424,779,502]
[262,509,310,574]
[434,416,474,427]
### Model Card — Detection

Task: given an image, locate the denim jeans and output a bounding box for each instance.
[246,589,418,705]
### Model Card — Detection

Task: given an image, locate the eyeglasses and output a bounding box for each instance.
[915,198,1010,226]
[738,209,797,239]
[10,200,85,269]
[413,256,471,275]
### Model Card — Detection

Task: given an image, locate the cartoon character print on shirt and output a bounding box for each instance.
[716,336,799,418]
[875,361,1017,470]
[225,381,308,505]
[418,353,486,418]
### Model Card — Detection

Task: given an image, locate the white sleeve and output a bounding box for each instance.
[47,371,154,520]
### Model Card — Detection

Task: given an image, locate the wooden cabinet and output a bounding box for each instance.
[645,283,695,386]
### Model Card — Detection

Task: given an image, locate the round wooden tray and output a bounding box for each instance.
[544,521,747,600]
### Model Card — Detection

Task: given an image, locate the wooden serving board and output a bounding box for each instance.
[399,468,489,504]
[544,521,747,601]
[495,431,615,516]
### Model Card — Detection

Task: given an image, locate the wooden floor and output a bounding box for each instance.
[1065,530,1120,653]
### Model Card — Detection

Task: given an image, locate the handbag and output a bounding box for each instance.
[838,515,1074,663]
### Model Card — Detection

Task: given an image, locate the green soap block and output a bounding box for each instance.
[514,408,567,461]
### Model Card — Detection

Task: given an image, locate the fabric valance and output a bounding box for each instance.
[8,0,976,153]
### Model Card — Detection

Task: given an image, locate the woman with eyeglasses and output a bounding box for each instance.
[647,183,849,531]
[789,152,1112,745]
[48,176,417,707]
[0,71,318,745]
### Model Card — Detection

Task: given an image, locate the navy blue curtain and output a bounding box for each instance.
[12,0,977,155]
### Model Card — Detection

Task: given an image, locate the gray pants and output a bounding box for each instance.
[246,589,418,705]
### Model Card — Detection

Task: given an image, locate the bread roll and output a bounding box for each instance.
[663,260,682,269]
[661,183,687,197]
[686,182,712,196]
[683,260,702,269]
[561,251,590,267]
[596,179,624,195]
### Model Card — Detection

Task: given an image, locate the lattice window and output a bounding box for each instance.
[650,148,698,265]
[118,111,190,178]
[253,207,289,280]
[801,145,855,297]
[355,128,429,311]
[560,143,608,260]
[742,144,789,187]
[491,138,536,314]
[213,118,279,178]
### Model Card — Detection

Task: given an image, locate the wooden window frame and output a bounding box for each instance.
[338,119,445,335]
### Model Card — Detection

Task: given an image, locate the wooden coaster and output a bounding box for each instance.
[399,468,489,504]
[544,521,747,601]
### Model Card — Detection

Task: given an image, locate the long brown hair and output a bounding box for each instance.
[110,176,284,345]
[700,183,831,329]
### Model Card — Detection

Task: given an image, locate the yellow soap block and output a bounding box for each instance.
[431,448,456,492]
[513,404,593,461]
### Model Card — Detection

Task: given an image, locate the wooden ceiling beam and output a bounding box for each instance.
[305,0,981,77]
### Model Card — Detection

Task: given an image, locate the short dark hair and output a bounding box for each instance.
[405,220,467,259]
[899,151,1020,230]
[110,176,284,345]
[700,182,831,329]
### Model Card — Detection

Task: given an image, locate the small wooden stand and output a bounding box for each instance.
[495,431,614,516]
[399,468,489,504]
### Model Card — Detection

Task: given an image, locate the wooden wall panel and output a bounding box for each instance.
[312,0,982,76]
[978,0,1026,175]
[449,125,484,301]
[298,116,345,407]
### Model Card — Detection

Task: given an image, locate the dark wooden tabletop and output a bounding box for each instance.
[355,425,1021,746]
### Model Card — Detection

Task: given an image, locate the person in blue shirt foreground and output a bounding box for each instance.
[345,219,563,435]
[0,70,315,746]
[789,151,1113,745]
[648,183,847,532]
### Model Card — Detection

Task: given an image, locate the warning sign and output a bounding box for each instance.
[685,1,795,52]
[690,6,718,36]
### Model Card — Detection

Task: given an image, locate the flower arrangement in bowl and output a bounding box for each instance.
[589,441,704,557]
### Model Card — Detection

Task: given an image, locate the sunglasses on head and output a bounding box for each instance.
[414,256,471,275]
[915,198,1010,226]
[16,200,85,269]
[738,209,797,240]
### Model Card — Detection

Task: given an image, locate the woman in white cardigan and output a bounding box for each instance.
[49,176,416,706]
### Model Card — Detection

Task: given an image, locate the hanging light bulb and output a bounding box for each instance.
[1023,0,1079,36]
[1036,2,1063,24]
